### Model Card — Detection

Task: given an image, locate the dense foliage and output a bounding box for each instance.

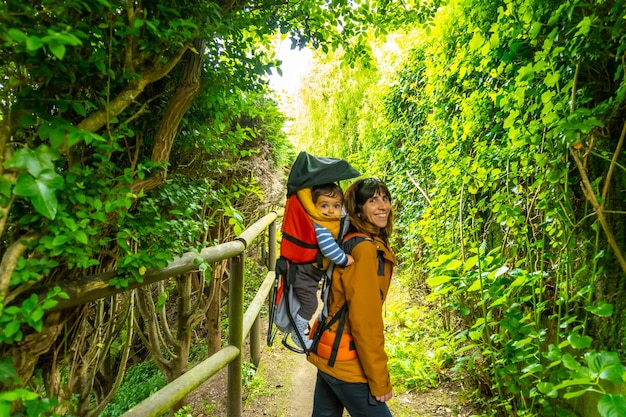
[0,0,426,415]
[296,0,626,416]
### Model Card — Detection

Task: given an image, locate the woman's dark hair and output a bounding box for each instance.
[344,178,393,243]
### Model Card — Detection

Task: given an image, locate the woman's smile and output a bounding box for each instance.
[361,191,391,228]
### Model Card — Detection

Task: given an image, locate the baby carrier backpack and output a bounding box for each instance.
[267,152,359,353]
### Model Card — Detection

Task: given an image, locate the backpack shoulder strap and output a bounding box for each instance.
[310,232,374,365]
[341,232,373,256]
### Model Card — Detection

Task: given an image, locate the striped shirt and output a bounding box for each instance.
[313,222,348,266]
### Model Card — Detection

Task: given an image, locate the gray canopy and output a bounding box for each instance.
[286,151,361,196]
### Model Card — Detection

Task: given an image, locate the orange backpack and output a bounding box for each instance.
[279,194,320,264]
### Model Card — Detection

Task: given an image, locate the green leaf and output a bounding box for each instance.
[426,275,452,287]
[492,265,509,278]
[74,231,89,245]
[26,36,44,51]
[4,146,59,176]
[0,177,12,198]
[72,101,87,117]
[52,235,68,246]
[48,40,66,60]
[13,174,39,197]
[49,127,67,149]
[586,301,613,317]
[13,172,62,220]
[586,351,626,382]
[510,274,528,287]
[445,259,463,270]
[469,31,485,52]
[598,394,626,417]
[537,382,558,397]
[30,307,44,323]
[568,333,592,349]
[575,16,592,37]
[521,363,543,375]
[0,388,39,402]
[564,388,591,399]
[537,381,554,394]
[7,28,27,42]
[529,21,542,39]
[463,255,479,272]
[562,353,583,371]
[467,278,482,292]
[543,344,562,361]
[3,321,21,338]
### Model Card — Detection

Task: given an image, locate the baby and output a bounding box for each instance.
[291,183,354,349]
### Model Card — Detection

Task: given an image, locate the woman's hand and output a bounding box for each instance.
[345,254,355,266]
[375,390,393,402]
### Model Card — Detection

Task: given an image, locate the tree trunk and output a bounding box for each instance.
[131,37,206,195]
[170,274,194,414]
[206,263,225,356]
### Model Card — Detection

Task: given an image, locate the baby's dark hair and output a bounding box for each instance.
[311,183,344,203]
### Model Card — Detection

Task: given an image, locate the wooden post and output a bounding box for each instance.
[227,253,244,417]
[249,220,277,368]
[267,220,277,317]
[268,220,277,272]
[250,316,261,367]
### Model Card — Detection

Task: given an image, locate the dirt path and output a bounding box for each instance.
[187,280,482,417]
[187,322,480,417]
[243,340,318,416]
[187,329,319,417]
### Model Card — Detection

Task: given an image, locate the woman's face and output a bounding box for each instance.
[360,190,391,229]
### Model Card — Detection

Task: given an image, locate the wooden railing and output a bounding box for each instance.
[111,209,282,417]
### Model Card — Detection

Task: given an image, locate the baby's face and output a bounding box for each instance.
[315,195,343,217]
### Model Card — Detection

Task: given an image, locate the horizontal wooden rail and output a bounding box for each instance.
[119,263,276,417]
[120,345,240,416]
[243,271,275,337]
[14,210,283,313]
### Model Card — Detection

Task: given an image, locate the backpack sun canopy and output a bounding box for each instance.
[286,151,361,195]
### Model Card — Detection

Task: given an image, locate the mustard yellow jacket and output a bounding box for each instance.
[307,234,397,397]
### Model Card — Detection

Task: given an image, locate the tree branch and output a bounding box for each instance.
[569,147,626,275]
[135,286,169,371]
[75,46,187,135]
[0,234,38,301]
[406,169,431,204]
[130,38,206,194]
[601,120,626,203]
[568,59,626,274]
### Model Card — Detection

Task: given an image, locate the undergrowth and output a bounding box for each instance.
[386,274,452,392]
[99,361,166,417]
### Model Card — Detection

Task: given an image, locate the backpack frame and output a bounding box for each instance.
[266,215,353,353]
[267,227,377,365]
[266,151,360,354]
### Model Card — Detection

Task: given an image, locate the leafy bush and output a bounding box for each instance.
[386,304,457,391]
[294,0,626,415]
[99,361,166,417]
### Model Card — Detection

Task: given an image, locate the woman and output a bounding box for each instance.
[307,177,397,417]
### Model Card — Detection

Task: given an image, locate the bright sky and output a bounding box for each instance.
[268,38,312,97]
